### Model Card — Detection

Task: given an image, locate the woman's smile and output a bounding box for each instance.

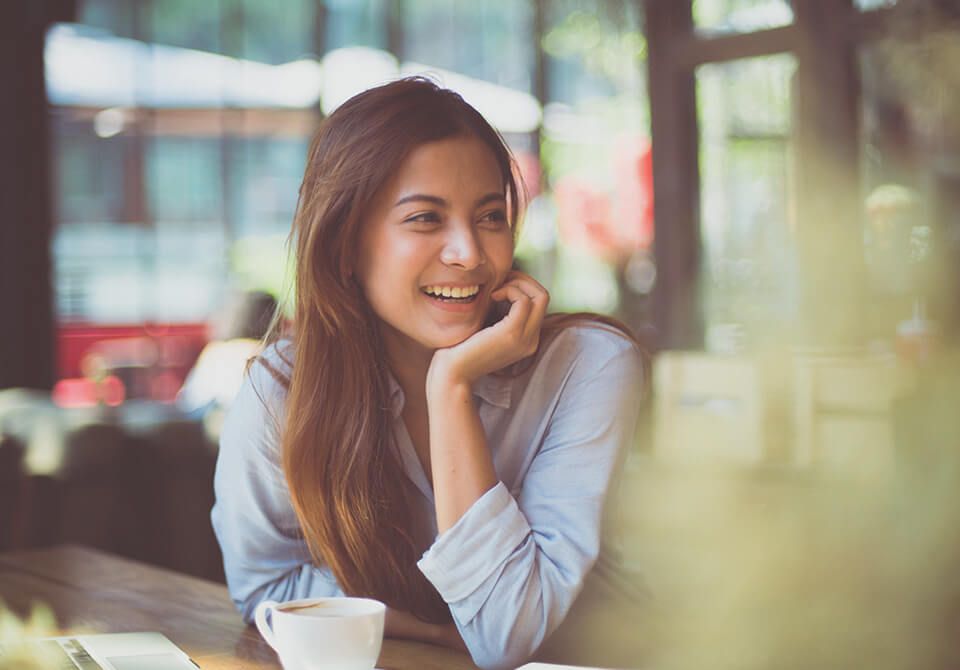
[421,283,485,312]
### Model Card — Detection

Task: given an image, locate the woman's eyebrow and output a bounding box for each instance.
[475,193,506,207]
[394,194,447,208]
[393,192,506,209]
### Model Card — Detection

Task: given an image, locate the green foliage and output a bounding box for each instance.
[542,9,646,91]
[0,601,60,670]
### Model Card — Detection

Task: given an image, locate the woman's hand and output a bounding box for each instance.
[427,270,549,393]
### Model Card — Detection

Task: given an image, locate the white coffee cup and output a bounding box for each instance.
[254,596,386,670]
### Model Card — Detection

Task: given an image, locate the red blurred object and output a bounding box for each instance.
[555,135,654,264]
[57,323,208,402]
[896,316,940,365]
[52,375,126,408]
[612,135,654,250]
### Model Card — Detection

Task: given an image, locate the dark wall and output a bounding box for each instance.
[0,0,75,390]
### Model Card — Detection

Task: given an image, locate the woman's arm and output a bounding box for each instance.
[426,272,548,532]
[212,354,345,622]
[420,326,644,670]
[216,359,471,656]
[385,608,468,652]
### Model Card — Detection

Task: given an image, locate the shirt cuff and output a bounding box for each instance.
[417,481,530,604]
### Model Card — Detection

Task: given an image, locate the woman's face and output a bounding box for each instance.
[356,136,514,358]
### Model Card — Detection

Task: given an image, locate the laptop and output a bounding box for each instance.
[517,664,611,669]
[0,632,199,670]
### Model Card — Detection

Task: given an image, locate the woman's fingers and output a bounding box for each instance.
[494,273,549,342]
[490,283,533,336]
[511,276,549,341]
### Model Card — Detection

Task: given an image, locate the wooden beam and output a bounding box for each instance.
[645,0,704,350]
[0,0,75,389]
[676,25,798,67]
[791,0,866,346]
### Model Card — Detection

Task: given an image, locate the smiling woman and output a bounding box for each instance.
[355,136,515,355]
[210,77,648,670]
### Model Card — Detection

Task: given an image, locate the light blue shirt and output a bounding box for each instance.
[211,324,644,670]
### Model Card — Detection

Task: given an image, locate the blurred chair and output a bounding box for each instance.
[176,290,276,422]
[0,434,26,551]
[23,422,141,555]
[653,351,787,465]
[134,420,224,582]
[3,386,224,580]
[793,351,913,477]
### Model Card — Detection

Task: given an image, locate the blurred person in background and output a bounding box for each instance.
[211,78,647,670]
[177,289,278,419]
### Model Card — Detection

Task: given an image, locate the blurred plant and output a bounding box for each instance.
[0,601,61,670]
[542,9,647,92]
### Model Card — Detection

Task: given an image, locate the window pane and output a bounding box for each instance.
[693,0,793,34]
[855,0,897,10]
[402,0,534,90]
[77,0,137,39]
[697,54,798,351]
[148,0,223,53]
[326,0,388,50]
[147,138,223,224]
[537,0,652,333]
[51,1,319,402]
[859,25,960,346]
[230,137,307,238]
[239,0,314,63]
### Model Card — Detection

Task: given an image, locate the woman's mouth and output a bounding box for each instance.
[420,284,484,313]
[420,284,482,303]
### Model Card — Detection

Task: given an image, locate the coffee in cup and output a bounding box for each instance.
[254,597,386,670]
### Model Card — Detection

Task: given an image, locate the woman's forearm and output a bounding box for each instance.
[426,375,497,534]
[384,608,467,652]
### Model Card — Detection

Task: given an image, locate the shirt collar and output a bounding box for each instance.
[386,369,512,418]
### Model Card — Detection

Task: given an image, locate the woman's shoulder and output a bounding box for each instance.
[244,338,295,399]
[541,319,643,368]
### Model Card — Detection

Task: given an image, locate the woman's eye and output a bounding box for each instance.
[404,212,441,225]
[478,210,508,228]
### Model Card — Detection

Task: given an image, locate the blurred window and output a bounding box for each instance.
[230,138,307,238]
[143,0,314,62]
[75,0,138,38]
[326,0,389,50]
[693,0,794,35]
[147,138,223,224]
[402,0,534,91]
[858,20,960,344]
[697,54,798,351]
[535,0,652,333]
[47,0,319,400]
[54,111,128,225]
[855,0,897,10]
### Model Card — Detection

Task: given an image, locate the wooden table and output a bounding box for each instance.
[0,544,479,670]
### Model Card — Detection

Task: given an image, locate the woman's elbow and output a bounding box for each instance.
[470,643,540,670]
[465,620,551,670]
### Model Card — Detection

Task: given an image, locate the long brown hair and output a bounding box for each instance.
[258,77,643,623]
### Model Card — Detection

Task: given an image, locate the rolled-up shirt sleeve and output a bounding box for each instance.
[211,351,344,623]
[417,331,644,670]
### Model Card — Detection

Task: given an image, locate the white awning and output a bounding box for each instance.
[45,24,323,109]
[45,25,542,133]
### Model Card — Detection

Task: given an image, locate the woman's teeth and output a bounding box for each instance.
[422,285,480,301]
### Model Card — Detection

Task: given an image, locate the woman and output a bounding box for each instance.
[212,77,646,670]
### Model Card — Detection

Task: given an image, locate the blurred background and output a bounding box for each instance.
[2,0,960,667]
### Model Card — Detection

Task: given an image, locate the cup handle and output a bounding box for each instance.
[254,600,280,651]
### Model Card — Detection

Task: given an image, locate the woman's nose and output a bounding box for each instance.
[440,224,485,269]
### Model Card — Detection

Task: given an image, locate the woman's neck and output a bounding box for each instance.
[384,335,434,412]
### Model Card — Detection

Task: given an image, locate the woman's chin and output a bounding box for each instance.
[428,326,480,350]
